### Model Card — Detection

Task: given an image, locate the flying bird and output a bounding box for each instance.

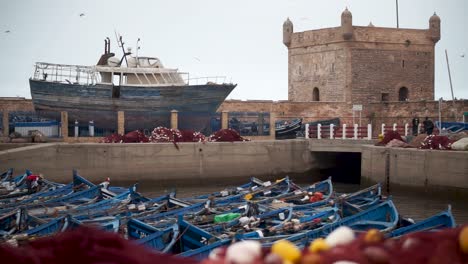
[79,13,85,17]
[461,53,465,58]
[4,30,10,33]
[193,57,201,62]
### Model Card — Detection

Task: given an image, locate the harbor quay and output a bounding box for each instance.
[1,139,467,191]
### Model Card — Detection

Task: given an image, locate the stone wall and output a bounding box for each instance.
[289,45,347,102]
[0,98,34,112]
[219,99,468,128]
[350,48,434,103]
[0,141,319,183]
[361,146,468,189]
[285,20,436,104]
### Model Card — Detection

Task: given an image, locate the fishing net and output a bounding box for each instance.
[208,129,250,142]
[419,135,453,150]
[178,130,206,143]
[100,133,124,143]
[0,226,196,264]
[375,131,405,146]
[149,127,181,143]
[123,130,149,143]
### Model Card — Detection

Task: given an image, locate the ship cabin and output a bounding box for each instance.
[32,56,188,88]
[97,55,187,87]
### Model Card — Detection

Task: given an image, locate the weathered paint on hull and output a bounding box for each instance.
[30,79,235,131]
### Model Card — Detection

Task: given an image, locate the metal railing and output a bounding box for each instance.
[32,62,100,86]
[184,76,231,86]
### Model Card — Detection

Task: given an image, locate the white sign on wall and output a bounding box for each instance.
[352,104,363,111]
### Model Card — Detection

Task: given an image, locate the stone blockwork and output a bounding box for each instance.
[283,9,439,104]
[219,99,468,135]
[0,98,34,112]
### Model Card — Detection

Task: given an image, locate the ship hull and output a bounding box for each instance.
[29,79,235,132]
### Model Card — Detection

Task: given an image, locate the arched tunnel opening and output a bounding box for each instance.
[316,152,362,184]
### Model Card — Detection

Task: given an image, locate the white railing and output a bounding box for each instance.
[306,123,372,140]
[184,76,232,86]
[33,62,100,85]
[306,122,434,140]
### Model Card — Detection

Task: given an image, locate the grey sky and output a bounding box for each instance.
[1,0,466,100]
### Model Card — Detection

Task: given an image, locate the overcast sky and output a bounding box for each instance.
[1,0,466,100]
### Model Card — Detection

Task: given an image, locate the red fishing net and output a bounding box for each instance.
[123,130,149,143]
[0,226,196,264]
[101,128,250,144]
[420,135,453,150]
[100,133,124,143]
[208,129,250,142]
[149,127,182,143]
[376,130,405,146]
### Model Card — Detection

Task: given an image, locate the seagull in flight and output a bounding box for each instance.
[79,13,85,17]
[193,57,201,62]
[4,30,10,33]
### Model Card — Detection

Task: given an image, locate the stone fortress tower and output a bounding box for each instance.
[283,8,441,104]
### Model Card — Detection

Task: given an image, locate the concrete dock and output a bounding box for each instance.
[0,140,467,189]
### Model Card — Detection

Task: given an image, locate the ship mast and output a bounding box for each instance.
[115,31,129,66]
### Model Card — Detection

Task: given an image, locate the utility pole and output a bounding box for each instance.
[396,0,400,28]
[445,49,458,121]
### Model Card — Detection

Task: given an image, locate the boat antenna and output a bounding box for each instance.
[136,38,141,67]
[104,39,107,54]
[106,37,110,54]
[114,31,128,66]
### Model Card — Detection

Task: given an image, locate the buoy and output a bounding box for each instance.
[271,240,301,263]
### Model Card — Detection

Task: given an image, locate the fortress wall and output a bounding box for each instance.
[219,99,467,126]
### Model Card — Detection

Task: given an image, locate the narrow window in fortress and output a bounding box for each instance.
[401,60,405,68]
[313,87,320,101]
[381,93,389,102]
[399,87,409,101]
[331,63,335,72]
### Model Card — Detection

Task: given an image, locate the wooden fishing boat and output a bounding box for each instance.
[30,37,236,132]
[387,205,456,238]
[275,118,302,138]
[0,168,13,183]
[336,183,382,217]
[127,218,179,253]
[254,199,399,249]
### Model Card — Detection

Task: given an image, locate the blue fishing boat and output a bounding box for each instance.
[0,168,13,182]
[276,118,302,138]
[256,199,399,248]
[337,183,382,217]
[127,218,179,253]
[388,205,456,238]
[263,177,333,207]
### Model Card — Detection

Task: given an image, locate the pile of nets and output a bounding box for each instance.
[178,130,206,143]
[202,225,468,264]
[0,226,196,264]
[420,135,453,150]
[100,133,125,143]
[208,128,250,142]
[100,131,149,143]
[148,127,206,146]
[149,127,182,143]
[123,130,149,143]
[375,130,405,146]
[101,127,250,144]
